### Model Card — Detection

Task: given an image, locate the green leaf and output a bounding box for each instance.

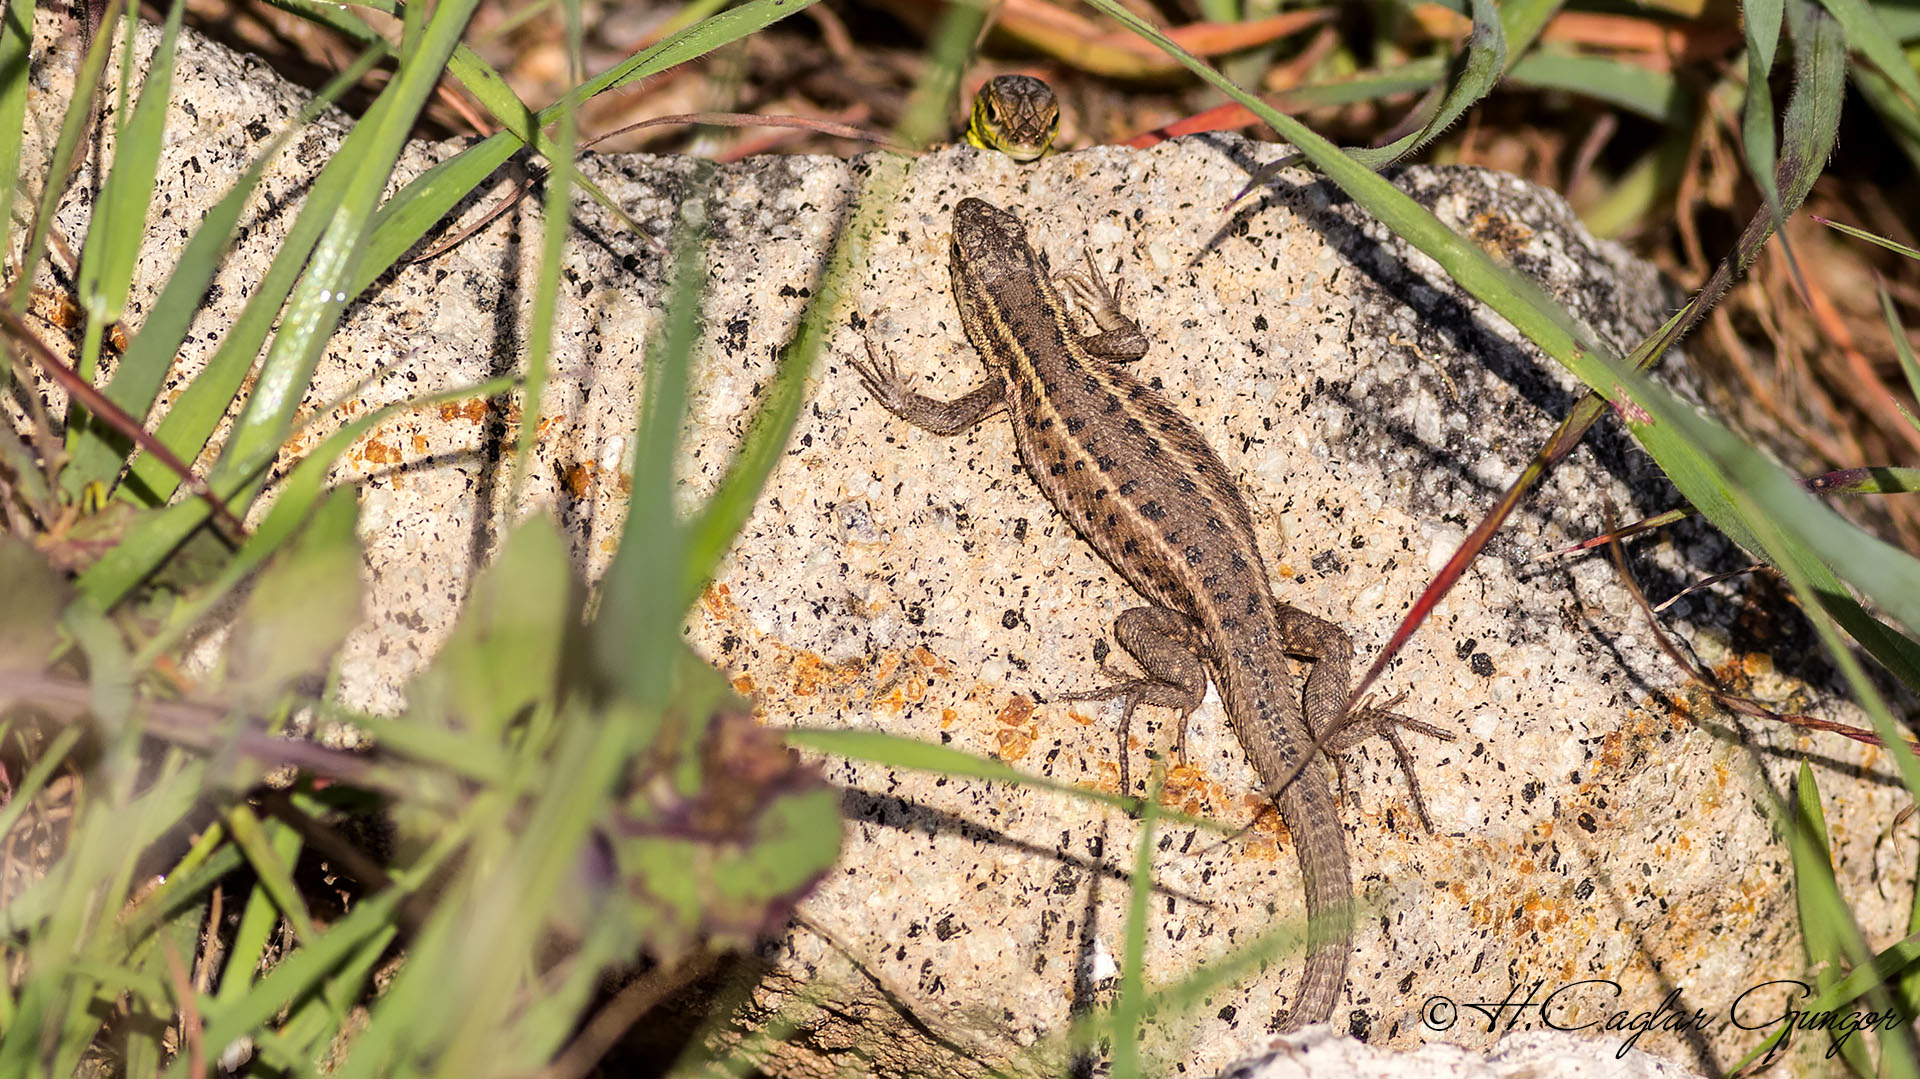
[1354,0,1506,168]
[594,198,704,706]
[1817,216,1920,261]
[508,25,577,507]
[1276,58,1448,112]
[85,371,513,616]
[1786,764,1876,1072]
[0,535,69,672]
[170,889,405,1079]
[221,804,316,949]
[408,518,577,738]
[1880,289,1920,428]
[227,487,363,705]
[611,707,840,955]
[72,0,183,331]
[1113,766,1163,1079]
[787,728,1202,821]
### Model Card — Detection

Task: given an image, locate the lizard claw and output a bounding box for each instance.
[1057,250,1127,322]
[1331,693,1452,833]
[852,327,912,411]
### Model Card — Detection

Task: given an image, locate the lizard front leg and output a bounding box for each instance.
[852,333,1006,434]
[1058,254,1149,363]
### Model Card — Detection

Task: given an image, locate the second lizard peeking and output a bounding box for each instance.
[966,75,1060,161]
[852,198,1445,1030]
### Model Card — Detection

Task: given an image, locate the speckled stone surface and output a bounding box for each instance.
[1214,1029,1708,1079]
[20,17,1909,1079]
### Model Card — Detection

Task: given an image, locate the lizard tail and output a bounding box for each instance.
[1278,780,1352,1031]
[1219,646,1354,1032]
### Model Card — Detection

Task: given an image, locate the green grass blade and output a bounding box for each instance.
[8,0,125,315]
[1881,288,1920,419]
[897,0,986,149]
[593,199,703,704]
[1788,766,1901,1070]
[264,0,654,245]
[1356,0,1505,168]
[1771,0,1847,213]
[671,0,981,610]
[1276,57,1448,111]
[1112,767,1162,1079]
[1817,216,1920,261]
[168,893,405,1079]
[206,2,481,506]
[1505,50,1686,123]
[73,0,182,333]
[1852,62,1920,175]
[786,728,1210,823]
[218,806,313,1003]
[82,370,511,614]
[0,0,39,285]
[121,99,399,507]
[69,43,386,498]
[1815,0,1920,105]
[355,0,820,290]
[508,12,577,507]
[1742,0,1786,228]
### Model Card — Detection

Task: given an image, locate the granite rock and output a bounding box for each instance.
[17,17,1904,1077]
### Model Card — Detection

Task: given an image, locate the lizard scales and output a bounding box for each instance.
[858,196,1395,1029]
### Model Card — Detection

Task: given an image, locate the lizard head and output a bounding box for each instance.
[950,198,1044,297]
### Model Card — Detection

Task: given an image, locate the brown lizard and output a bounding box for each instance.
[852,196,1443,1030]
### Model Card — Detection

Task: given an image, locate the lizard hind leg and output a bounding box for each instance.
[1055,605,1211,795]
[1324,697,1453,832]
[1271,602,1452,832]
